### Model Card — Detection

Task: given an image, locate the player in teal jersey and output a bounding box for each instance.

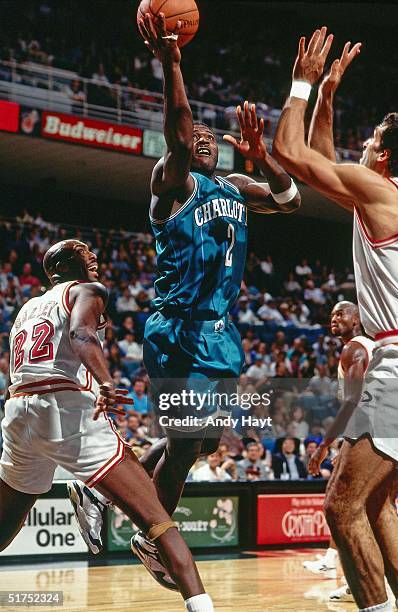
[133,12,301,589]
[68,14,301,598]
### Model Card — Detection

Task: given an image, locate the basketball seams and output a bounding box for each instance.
[164,9,199,20]
[150,0,169,16]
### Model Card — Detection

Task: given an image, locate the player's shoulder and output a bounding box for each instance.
[349,335,375,352]
[70,281,108,301]
[224,173,256,191]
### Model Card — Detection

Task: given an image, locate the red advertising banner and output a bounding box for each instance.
[0,100,20,133]
[257,493,330,545]
[41,112,143,155]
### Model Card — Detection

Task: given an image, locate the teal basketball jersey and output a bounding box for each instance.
[150,172,248,320]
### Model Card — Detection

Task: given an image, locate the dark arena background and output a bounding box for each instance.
[0,2,397,611]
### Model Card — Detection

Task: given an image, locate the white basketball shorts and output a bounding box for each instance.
[0,390,126,494]
[345,344,398,462]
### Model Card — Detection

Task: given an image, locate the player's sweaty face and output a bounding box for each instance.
[191,127,218,175]
[72,243,99,281]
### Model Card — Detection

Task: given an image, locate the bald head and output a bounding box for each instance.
[333,301,359,318]
[43,240,96,285]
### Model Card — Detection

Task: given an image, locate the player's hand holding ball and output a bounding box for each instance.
[223,101,268,163]
[93,382,134,420]
[138,12,182,64]
[293,26,334,85]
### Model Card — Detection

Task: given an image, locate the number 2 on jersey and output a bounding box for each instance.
[13,320,55,371]
[225,223,235,267]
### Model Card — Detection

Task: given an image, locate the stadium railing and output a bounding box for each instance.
[0,59,361,161]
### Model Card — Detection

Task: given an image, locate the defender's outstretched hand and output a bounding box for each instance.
[320,41,362,96]
[293,26,334,85]
[93,384,134,421]
[138,12,181,64]
[223,101,268,162]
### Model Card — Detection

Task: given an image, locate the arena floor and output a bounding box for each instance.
[0,549,366,612]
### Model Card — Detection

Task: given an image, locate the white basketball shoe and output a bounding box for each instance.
[67,480,108,554]
[131,531,178,591]
[329,584,354,602]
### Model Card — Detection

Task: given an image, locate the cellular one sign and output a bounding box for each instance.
[41,112,142,155]
[0,498,87,555]
[257,493,330,545]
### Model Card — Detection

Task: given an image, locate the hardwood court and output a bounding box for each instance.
[0,549,364,612]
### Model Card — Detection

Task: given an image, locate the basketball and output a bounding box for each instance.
[137,0,199,47]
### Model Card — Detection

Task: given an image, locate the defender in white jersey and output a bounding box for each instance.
[273,25,398,612]
[0,239,215,611]
[306,302,373,603]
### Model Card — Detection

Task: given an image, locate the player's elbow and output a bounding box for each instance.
[69,327,97,349]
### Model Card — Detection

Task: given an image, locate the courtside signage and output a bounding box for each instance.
[143,129,234,171]
[0,100,20,133]
[41,112,143,154]
[257,493,330,545]
[0,498,88,555]
[107,496,239,551]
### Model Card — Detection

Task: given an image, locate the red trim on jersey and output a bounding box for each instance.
[61,281,78,316]
[387,177,398,191]
[11,386,83,398]
[375,329,398,341]
[84,416,126,488]
[354,207,398,248]
[81,369,93,392]
[15,377,79,391]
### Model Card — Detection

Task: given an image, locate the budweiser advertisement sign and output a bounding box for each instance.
[41,112,143,155]
[257,493,331,545]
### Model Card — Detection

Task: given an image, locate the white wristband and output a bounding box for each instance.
[271,179,298,204]
[290,80,312,101]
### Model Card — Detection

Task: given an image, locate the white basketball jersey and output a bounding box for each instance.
[337,335,375,400]
[353,177,398,339]
[9,281,106,397]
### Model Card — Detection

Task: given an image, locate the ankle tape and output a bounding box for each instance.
[147,521,178,541]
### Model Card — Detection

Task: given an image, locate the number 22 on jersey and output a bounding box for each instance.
[13,320,55,371]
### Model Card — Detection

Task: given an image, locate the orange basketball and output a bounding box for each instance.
[137,0,199,47]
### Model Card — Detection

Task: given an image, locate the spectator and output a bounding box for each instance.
[128,378,148,415]
[272,437,307,479]
[295,258,312,277]
[192,452,232,482]
[237,442,269,481]
[236,296,260,325]
[19,263,41,290]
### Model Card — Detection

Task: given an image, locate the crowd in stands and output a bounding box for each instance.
[1,0,397,154]
[0,210,353,481]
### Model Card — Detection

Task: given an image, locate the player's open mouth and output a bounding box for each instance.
[196,147,211,156]
[88,264,98,272]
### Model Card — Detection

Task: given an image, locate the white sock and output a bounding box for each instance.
[184,593,214,612]
[358,601,392,611]
[323,547,338,565]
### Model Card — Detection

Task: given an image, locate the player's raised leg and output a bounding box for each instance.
[0,479,37,551]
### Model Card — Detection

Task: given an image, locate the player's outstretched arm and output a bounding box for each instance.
[69,283,133,419]
[138,13,194,203]
[272,27,377,212]
[308,41,361,162]
[308,341,368,475]
[224,101,301,214]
